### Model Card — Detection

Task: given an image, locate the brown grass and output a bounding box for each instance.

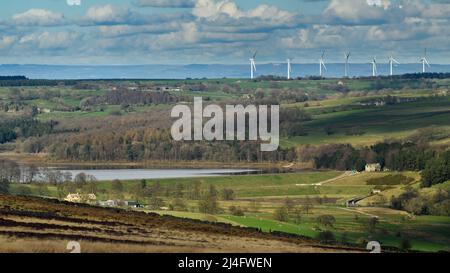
[0,194,362,253]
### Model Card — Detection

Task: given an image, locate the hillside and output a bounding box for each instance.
[0,194,361,253]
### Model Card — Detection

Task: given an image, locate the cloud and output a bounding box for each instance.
[11,9,66,27]
[0,36,16,49]
[96,22,183,37]
[136,0,195,8]
[193,0,296,22]
[19,31,80,49]
[82,5,137,25]
[80,4,193,26]
[67,0,81,6]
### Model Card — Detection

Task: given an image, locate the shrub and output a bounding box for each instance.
[316,231,336,243]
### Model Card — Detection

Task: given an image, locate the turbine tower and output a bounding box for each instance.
[287,58,293,80]
[344,52,351,77]
[420,48,430,73]
[371,57,378,77]
[389,55,399,76]
[319,51,327,77]
[249,51,257,79]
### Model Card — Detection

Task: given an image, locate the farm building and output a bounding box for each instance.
[99,200,119,207]
[365,163,382,172]
[65,193,97,203]
[65,193,82,203]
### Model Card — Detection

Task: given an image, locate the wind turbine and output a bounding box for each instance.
[371,57,378,77]
[389,55,399,76]
[344,52,351,77]
[249,51,257,79]
[319,51,327,77]
[287,58,293,80]
[420,48,430,73]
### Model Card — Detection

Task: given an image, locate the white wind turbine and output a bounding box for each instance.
[371,57,378,77]
[344,52,351,77]
[420,48,430,73]
[389,55,399,76]
[287,58,293,80]
[249,51,257,79]
[319,51,327,77]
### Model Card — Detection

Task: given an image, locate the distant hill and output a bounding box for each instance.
[1,63,450,80]
[0,76,28,80]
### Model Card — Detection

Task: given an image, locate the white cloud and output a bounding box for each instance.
[19,31,80,49]
[136,0,195,8]
[84,5,133,25]
[67,0,81,6]
[193,0,295,22]
[0,36,16,49]
[12,9,66,26]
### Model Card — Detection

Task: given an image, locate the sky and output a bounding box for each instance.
[0,0,449,65]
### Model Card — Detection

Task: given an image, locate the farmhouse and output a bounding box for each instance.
[125,201,143,208]
[99,200,119,207]
[65,193,82,203]
[365,163,382,172]
[65,193,97,203]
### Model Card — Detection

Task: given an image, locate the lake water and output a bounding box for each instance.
[55,168,259,181]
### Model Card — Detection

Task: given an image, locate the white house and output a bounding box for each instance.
[65,193,82,203]
[365,163,382,172]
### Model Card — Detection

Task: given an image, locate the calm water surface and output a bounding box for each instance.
[55,168,259,181]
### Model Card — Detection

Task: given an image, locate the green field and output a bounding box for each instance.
[10,170,450,252]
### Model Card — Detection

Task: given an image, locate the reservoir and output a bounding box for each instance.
[52,168,260,181]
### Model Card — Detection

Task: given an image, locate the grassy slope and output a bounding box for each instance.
[282,96,450,147]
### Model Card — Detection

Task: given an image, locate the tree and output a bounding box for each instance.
[316,231,336,243]
[174,183,184,198]
[316,215,336,228]
[284,197,295,213]
[292,208,302,224]
[221,188,235,200]
[169,198,187,211]
[0,178,10,194]
[229,206,245,216]
[273,206,289,222]
[140,179,147,189]
[302,196,314,214]
[198,186,220,214]
[367,217,379,234]
[74,173,87,187]
[400,238,412,251]
[149,196,164,210]
[421,151,450,187]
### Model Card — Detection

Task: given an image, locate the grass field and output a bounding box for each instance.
[281,96,450,147]
[9,170,450,252]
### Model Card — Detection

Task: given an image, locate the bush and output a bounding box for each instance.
[400,238,412,251]
[316,231,336,243]
[229,206,245,216]
[0,178,10,194]
[316,215,336,228]
[15,185,32,196]
[273,206,289,222]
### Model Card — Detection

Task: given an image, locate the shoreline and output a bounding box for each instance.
[0,152,313,170]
